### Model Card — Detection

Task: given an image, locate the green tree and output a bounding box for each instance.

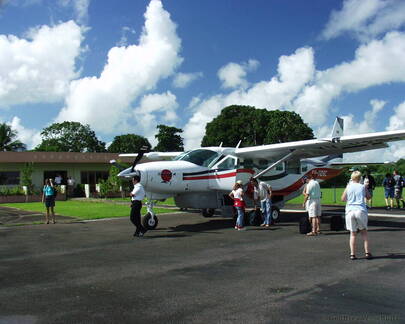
[98,165,125,198]
[0,123,26,151]
[108,134,151,153]
[35,121,106,152]
[21,162,34,194]
[154,124,184,152]
[201,105,314,147]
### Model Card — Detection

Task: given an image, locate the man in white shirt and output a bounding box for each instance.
[54,174,62,186]
[130,175,147,237]
[303,173,322,236]
[250,178,273,227]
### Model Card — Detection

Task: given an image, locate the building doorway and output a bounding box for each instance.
[43,171,68,186]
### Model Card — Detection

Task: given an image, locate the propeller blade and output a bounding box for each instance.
[130,146,149,172]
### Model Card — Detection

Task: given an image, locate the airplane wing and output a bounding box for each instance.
[235,129,405,160]
[329,161,394,166]
[119,152,183,161]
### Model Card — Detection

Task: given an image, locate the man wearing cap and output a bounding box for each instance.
[303,173,322,236]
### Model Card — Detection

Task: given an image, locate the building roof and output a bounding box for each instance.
[0,152,134,164]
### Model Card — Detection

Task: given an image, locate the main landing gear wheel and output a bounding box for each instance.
[142,212,159,230]
[201,208,215,217]
[271,207,280,223]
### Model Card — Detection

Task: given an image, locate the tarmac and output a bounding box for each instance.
[1,205,405,324]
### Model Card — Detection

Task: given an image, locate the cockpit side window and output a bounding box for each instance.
[173,149,220,167]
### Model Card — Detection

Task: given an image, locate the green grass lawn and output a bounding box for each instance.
[287,186,387,207]
[2,201,174,220]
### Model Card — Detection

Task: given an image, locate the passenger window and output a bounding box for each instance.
[242,159,254,168]
[217,157,237,170]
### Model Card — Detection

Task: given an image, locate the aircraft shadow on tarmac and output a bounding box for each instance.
[140,233,189,239]
[166,218,235,234]
[367,253,405,260]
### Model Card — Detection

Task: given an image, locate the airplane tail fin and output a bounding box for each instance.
[324,117,344,161]
[331,117,344,138]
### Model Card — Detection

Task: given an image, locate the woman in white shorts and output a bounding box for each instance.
[341,171,372,260]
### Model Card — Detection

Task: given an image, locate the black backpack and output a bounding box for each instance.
[299,216,311,234]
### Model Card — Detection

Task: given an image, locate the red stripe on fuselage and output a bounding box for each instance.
[183,169,254,181]
[272,168,343,196]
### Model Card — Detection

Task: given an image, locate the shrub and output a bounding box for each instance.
[0,186,25,196]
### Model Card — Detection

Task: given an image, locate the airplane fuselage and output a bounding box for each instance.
[118,147,343,210]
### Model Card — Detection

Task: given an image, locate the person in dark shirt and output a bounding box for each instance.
[382,173,395,210]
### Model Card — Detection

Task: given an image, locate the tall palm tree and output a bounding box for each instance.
[0,123,26,151]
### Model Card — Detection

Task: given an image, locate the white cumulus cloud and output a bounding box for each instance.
[218,59,260,89]
[0,20,84,107]
[55,0,183,135]
[59,0,91,25]
[322,0,405,42]
[133,91,179,145]
[8,116,41,149]
[183,48,315,148]
[293,31,405,127]
[172,72,203,88]
[387,100,405,131]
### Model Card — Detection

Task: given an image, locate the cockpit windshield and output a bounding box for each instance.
[173,149,220,167]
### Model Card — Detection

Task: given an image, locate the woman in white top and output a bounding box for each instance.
[229,182,245,230]
[341,171,372,260]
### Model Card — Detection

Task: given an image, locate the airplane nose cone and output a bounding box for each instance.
[134,166,148,186]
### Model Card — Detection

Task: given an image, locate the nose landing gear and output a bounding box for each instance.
[142,200,159,230]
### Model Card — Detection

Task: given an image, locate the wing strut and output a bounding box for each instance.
[253,151,295,179]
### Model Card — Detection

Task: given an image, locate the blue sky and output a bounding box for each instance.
[0,0,405,161]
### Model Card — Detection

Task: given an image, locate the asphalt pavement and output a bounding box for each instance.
[1,207,405,324]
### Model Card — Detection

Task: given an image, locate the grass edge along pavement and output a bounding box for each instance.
[1,200,175,222]
[0,187,392,226]
[112,187,388,207]
[288,186,388,207]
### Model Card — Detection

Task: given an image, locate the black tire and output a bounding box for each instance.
[299,216,311,234]
[202,208,215,217]
[330,215,344,231]
[142,212,158,230]
[271,206,280,223]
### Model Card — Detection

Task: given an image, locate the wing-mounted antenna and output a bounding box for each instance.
[236,140,242,148]
[131,146,149,172]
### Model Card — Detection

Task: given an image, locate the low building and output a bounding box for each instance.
[0,152,133,194]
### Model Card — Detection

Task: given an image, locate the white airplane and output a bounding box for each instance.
[115,118,405,230]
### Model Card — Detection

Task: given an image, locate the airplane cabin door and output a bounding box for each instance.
[209,156,238,190]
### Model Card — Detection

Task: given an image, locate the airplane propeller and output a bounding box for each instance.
[131,146,149,172]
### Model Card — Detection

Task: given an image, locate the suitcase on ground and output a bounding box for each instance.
[330,215,344,231]
[247,209,262,226]
[299,216,312,234]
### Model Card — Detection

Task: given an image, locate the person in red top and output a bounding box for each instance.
[229,181,245,230]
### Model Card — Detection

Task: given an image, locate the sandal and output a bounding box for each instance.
[306,232,317,236]
[350,255,357,260]
[365,253,373,260]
